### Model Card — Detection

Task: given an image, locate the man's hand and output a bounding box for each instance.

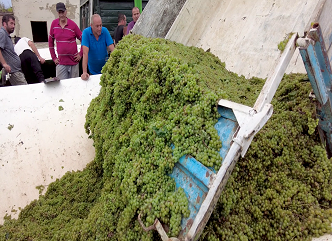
[3,63,11,73]
[81,72,89,80]
[54,58,59,65]
[39,57,46,64]
[74,54,81,62]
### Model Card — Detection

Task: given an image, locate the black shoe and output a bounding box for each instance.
[44,77,60,84]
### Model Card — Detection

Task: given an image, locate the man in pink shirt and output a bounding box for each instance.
[48,2,82,80]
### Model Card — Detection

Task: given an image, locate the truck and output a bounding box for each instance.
[80,0,149,36]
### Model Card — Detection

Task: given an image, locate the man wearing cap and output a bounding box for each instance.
[48,2,83,80]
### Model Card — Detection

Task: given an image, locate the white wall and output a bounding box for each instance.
[0,76,101,224]
[11,0,80,40]
[165,0,320,79]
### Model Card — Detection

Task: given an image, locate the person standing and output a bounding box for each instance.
[0,15,27,86]
[14,37,46,84]
[48,2,83,80]
[113,13,127,45]
[81,14,115,80]
[126,7,140,34]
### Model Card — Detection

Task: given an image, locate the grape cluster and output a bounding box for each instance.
[82,34,226,239]
[1,35,332,241]
[203,74,332,241]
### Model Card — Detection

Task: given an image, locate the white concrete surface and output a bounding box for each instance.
[0,75,101,224]
[314,233,332,241]
[11,0,80,40]
[37,45,81,61]
[165,0,319,79]
[37,47,56,61]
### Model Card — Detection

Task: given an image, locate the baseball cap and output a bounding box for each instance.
[56,2,66,12]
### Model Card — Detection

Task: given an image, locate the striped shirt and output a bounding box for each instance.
[48,18,82,66]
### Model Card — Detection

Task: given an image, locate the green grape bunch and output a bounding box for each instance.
[1,35,331,241]
[83,34,227,239]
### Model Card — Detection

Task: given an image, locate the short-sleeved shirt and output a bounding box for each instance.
[14,37,32,56]
[114,25,125,44]
[81,26,114,75]
[127,21,135,34]
[0,27,21,73]
[48,18,83,66]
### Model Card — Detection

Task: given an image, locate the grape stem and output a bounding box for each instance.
[137,213,158,231]
[203,139,209,149]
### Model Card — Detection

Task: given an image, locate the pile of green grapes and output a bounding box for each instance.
[204,74,332,241]
[1,34,332,241]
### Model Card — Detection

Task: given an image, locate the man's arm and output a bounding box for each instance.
[74,24,83,60]
[107,44,115,53]
[0,31,10,72]
[105,28,115,53]
[48,22,59,65]
[0,49,11,73]
[81,45,89,80]
[28,40,45,64]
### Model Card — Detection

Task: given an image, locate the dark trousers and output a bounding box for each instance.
[20,49,45,84]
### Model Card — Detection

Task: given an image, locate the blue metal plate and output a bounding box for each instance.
[170,105,239,237]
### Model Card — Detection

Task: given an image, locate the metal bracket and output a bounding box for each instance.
[233,103,273,157]
[138,214,180,241]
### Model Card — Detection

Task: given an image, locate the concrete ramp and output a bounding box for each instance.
[134,0,325,79]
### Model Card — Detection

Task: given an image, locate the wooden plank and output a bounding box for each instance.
[103,23,118,34]
[99,0,134,28]
[101,9,132,14]
[100,15,118,22]
[98,0,151,36]
[100,9,132,17]
[99,1,133,10]
[96,0,151,34]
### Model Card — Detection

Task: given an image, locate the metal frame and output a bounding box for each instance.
[297,23,332,157]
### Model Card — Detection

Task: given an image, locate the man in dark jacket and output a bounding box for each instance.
[113,13,127,45]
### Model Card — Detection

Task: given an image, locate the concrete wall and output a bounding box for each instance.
[134,0,323,79]
[132,0,186,38]
[164,0,320,79]
[0,75,101,224]
[11,0,80,40]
